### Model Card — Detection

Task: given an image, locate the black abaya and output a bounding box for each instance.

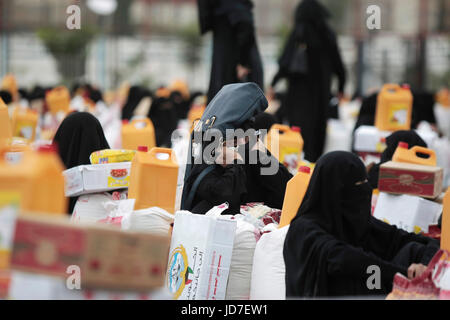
[53,112,110,214]
[202,0,264,103]
[283,151,439,298]
[271,0,346,163]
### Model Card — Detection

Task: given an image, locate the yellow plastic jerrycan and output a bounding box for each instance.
[279,166,312,228]
[436,88,450,108]
[128,147,179,212]
[1,74,18,103]
[442,188,450,251]
[2,138,31,164]
[45,86,71,115]
[375,84,413,131]
[122,118,156,151]
[0,98,12,146]
[266,124,304,170]
[188,105,206,126]
[11,107,38,142]
[0,144,67,215]
[392,141,437,166]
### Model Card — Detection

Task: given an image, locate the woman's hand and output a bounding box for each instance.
[251,138,267,153]
[407,263,427,279]
[216,145,243,167]
[237,64,250,81]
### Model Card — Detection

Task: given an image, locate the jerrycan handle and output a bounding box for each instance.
[270,124,290,133]
[149,147,176,163]
[381,84,401,94]
[410,146,437,166]
[131,118,151,129]
[0,144,28,165]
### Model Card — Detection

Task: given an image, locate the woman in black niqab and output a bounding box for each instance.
[271,0,346,163]
[284,151,439,298]
[53,112,110,214]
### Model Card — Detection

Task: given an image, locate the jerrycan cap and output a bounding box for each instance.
[401,84,410,90]
[122,119,129,125]
[299,166,311,174]
[137,146,148,152]
[291,126,301,133]
[38,144,58,153]
[398,141,409,149]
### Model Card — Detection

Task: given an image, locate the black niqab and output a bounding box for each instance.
[295,151,372,245]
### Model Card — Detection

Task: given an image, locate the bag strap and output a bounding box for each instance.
[183,165,215,211]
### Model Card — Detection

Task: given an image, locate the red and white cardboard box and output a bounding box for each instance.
[10,214,170,292]
[379,161,444,199]
[63,162,131,197]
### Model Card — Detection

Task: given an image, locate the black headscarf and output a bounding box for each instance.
[295,0,330,23]
[294,151,372,245]
[278,0,333,72]
[121,86,144,120]
[214,0,254,25]
[53,112,110,213]
[368,130,427,189]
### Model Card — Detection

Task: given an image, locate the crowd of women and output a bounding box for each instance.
[1,0,446,300]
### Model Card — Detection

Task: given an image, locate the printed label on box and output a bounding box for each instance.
[107,168,130,188]
[379,169,436,196]
[11,220,85,276]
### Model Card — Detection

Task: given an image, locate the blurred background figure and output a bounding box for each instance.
[198,0,264,103]
[53,112,111,213]
[270,0,346,163]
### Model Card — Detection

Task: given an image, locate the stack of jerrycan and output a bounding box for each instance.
[122,118,156,151]
[279,166,312,228]
[128,147,179,213]
[265,124,304,175]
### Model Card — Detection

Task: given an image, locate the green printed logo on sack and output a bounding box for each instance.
[167,245,193,299]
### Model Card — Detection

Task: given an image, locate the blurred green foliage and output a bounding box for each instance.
[36,26,97,85]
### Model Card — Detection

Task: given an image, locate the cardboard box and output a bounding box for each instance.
[10,214,170,291]
[64,162,131,197]
[379,161,444,199]
[374,192,442,234]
